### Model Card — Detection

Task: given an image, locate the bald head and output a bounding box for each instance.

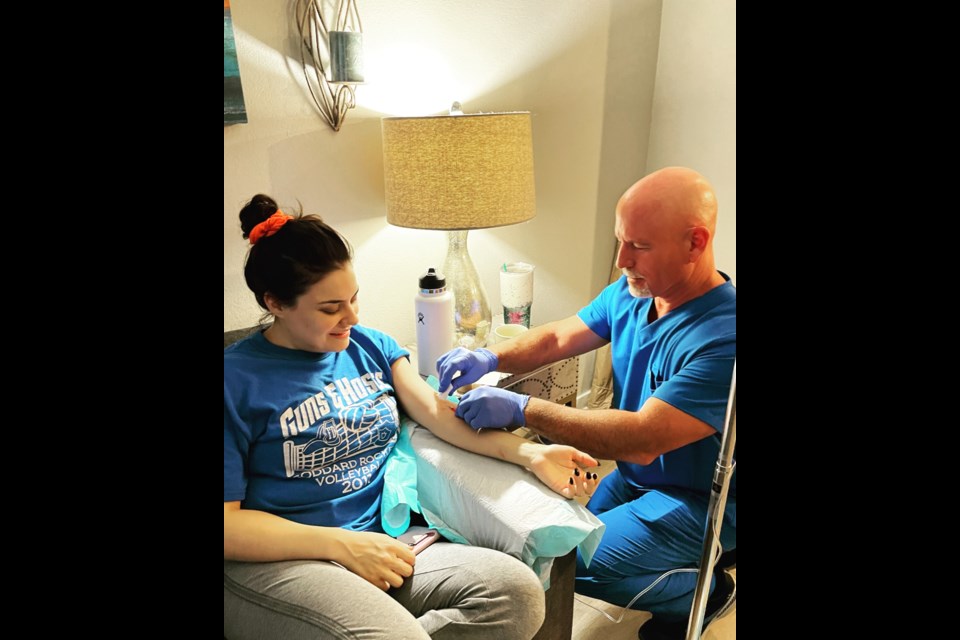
[618,167,718,234]
[614,168,723,305]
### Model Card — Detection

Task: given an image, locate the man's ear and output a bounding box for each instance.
[688,226,710,259]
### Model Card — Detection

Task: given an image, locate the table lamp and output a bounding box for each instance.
[381,105,536,348]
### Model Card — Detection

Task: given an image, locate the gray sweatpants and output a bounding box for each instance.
[224,542,546,639]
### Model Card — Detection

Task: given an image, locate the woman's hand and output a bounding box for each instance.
[526,444,600,499]
[334,530,417,591]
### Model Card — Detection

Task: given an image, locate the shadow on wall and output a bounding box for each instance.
[467,12,656,318]
[590,0,661,297]
[466,32,617,309]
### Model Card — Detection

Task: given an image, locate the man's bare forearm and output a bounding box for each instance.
[523,396,716,465]
[490,317,606,374]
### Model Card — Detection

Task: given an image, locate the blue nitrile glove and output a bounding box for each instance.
[436,347,499,395]
[455,386,530,430]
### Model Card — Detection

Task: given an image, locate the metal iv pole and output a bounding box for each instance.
[685,360,736,640]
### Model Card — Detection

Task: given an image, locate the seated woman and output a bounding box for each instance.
[224,195,599,640]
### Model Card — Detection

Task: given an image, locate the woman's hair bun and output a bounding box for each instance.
[240,194,281,239]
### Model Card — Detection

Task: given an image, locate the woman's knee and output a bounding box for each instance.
[484,553,546,639]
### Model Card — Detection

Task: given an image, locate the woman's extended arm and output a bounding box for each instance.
[391,356,598,498]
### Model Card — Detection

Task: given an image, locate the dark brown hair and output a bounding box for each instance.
[239,194,353,311]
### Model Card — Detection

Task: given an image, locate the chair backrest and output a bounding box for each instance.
[224,325,261,349]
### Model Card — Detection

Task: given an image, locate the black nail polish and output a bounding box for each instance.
[574,468,580,477]
[569,477,574,485]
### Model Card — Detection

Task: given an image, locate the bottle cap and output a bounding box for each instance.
[419,268,446,291]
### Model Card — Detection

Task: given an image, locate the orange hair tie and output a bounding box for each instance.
[249,210,294,245]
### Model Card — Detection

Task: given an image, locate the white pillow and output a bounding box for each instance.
[407,422,605,586]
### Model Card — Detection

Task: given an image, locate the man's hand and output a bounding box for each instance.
[455,386,529,429]
[436,347,499,395]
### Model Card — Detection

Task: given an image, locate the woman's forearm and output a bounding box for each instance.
[391,356,597,498]
[224,504,347,562]
[392,357,540,466]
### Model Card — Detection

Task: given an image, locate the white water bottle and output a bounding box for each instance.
[415,268,455,378]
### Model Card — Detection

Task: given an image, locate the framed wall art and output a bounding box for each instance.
[224,0,248,125]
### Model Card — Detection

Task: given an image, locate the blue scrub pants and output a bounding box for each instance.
[575,468,737,621]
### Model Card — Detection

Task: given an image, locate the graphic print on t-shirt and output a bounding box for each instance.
[282,387,399,496]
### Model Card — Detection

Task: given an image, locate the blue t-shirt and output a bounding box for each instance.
[577,275,736,497]
[224,325,409,532]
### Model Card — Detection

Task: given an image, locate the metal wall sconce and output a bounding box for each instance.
[295,0,364,132]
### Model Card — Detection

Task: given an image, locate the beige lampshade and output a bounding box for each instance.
[381,112,536,230]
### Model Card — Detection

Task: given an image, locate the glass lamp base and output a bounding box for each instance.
[442,230,491,349]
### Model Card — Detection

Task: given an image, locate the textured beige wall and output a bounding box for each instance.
[645,0,737,284]
[224,0,735,394]
[225,0,634,344]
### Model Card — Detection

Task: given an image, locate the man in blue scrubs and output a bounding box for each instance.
[436,167,736,640]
